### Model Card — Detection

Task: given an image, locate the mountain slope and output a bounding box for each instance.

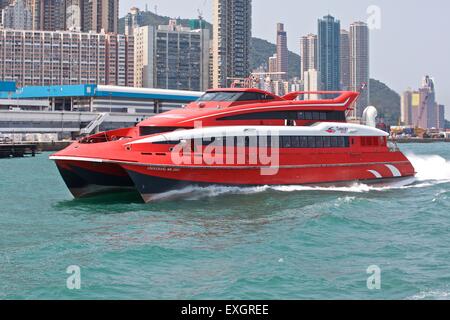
[369,79,401,126]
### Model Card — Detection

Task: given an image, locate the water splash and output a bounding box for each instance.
[406,153,450,182]
[407,289,450,300]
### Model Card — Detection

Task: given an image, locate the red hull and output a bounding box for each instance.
[120,153,415,202]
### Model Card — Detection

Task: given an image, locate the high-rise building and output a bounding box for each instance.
[437,104,445,130]
[350,21,370,116]
[124,6,144,36]
[0,0,11,9]
[1,0,32,30]
[303,69,320,100]
[28,0,66,31]
[401,90,413,126]
[134,22,210,91]
[82,0,119,33]
[317,15,340,91]
[410,76,442,129]
[340,29,350,91]
[268,54,277,74]
[300,33,317,82]
[0,29,134,87]
[212,0,252,88]
[276,23,288,80]
[25,0,118,33]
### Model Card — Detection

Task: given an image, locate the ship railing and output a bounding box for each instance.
[388,140,400,152]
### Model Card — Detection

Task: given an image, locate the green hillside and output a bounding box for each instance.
[369,79,401,126]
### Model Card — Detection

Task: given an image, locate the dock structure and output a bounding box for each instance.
[0,142,39,158]
[0,84,203,136]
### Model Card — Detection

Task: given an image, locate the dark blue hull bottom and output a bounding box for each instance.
[56,162,135,198]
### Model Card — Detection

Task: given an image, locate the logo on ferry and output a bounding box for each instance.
[326,126,349,134]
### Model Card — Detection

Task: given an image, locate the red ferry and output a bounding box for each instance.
[50,89,415,201]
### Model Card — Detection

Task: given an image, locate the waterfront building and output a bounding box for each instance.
[401,90,413,126]
[408,76,444,129]
[339,29,350,90]
[1,0,32,30]
[134,21,210,91]
[0,29,134,87]
[276,23,288,80]
[350,21,370,117]
[317,15,340,91]
[299,33,317,82]
[437,104,445,130]
[212,0,252,88]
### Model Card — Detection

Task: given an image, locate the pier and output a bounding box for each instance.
[0,142,40,158]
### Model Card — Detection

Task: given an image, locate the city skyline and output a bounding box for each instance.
[121,0,450,116]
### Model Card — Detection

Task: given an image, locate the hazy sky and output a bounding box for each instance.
[121,0,450,116]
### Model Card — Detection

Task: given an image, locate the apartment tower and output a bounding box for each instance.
[212,0,252,88]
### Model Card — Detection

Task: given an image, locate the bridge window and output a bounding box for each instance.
[139,126,190,136]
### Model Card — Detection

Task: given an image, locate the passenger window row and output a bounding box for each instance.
[154,135,350,149]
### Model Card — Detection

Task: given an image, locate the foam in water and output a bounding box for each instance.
[406,153,450,182]
[407,289,450,300]
[150,153,450,201]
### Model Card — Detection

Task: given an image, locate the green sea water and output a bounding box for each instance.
[1,143,450,300]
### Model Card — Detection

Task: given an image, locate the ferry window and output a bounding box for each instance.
[140,126,188,136]
[304,112,313,120]
[320,112,327,121]
[315,136,324,148]
[282,136,292,148]
[197,91,242,102]
[307,136,316,148]
[338,137,355,148]
[312,112,321,120]
[330,136,338,147]
[291,136,300,148]
[236,92,275,101]
[297,112,305,120]
[299,136,308,148]
[323,136,331,148]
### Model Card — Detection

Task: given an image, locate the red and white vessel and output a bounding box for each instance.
[50,89,415,201]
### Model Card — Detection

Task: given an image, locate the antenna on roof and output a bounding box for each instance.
[154,5,158,15]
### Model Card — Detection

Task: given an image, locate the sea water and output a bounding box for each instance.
[0,143,450,300]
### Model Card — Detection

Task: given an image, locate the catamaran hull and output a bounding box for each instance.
[123,161,416,203]
[55,160,135,198]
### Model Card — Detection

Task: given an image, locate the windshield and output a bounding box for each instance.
[197,92,243,102]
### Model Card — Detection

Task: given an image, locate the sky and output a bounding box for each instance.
[121,0,450,117]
